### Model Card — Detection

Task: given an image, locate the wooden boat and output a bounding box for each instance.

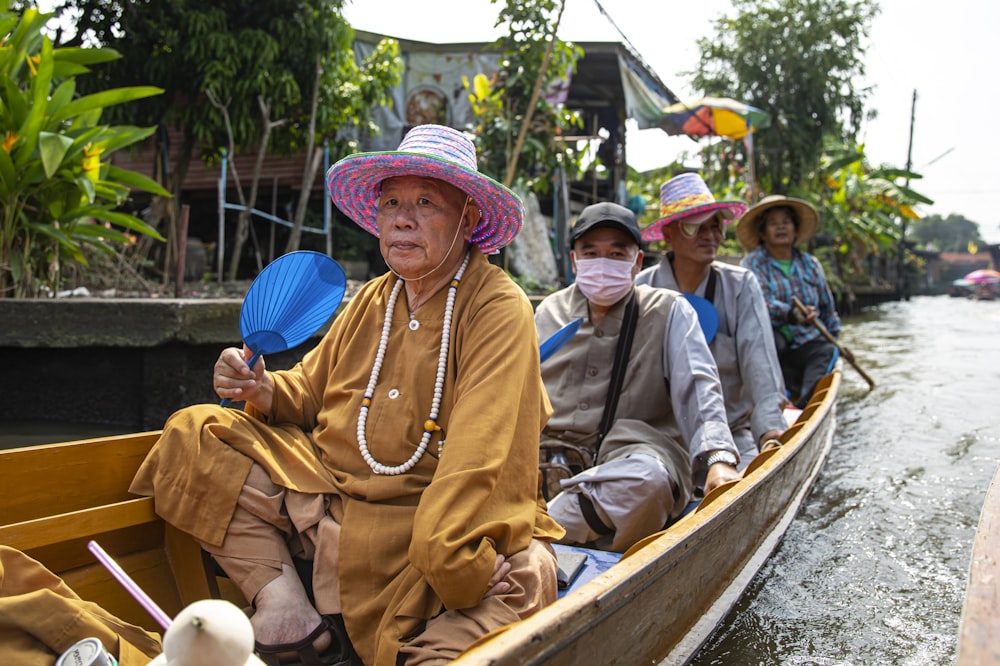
[0,431,221,629]
[0,369,840,665]
[957,461,1000,665]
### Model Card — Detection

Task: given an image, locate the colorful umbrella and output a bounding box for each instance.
[963,268,1000,283]
[657,96,771,140]
[656,97,771,196]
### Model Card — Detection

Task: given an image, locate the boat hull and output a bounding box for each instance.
[0,371,840,664]
[958,461,1000,665]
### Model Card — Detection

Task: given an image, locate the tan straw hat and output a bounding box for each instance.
[736,195,819,250]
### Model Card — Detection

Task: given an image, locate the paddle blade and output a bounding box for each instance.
[682,293,719,344]
[239,251,346,356]
[540,318,583,363]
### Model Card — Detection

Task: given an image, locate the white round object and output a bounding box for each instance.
[163,599,255,666]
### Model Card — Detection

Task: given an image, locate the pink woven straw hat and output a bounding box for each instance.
[640,172,747,242]
[325,124,523,254]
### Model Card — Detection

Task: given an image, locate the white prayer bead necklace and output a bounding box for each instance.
[357,252,470,475]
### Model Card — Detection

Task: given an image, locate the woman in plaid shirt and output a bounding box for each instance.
[737,196,843,408]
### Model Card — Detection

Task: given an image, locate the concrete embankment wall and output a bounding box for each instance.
[0,299,324,437]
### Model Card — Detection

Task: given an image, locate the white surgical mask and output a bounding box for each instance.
[573,256,636,306]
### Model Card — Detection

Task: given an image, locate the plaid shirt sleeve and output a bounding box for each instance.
[741,247,793,327]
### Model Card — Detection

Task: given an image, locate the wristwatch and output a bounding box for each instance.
[705,450,738,468]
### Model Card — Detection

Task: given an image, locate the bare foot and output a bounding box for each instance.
[252,563,331,655]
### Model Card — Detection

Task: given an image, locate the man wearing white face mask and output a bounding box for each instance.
[535,202,741,553]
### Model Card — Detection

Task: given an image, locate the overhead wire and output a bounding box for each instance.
[589,0,709,135]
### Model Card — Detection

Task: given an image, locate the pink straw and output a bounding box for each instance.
[87,540,172,630]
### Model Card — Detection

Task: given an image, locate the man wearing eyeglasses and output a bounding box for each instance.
[636,173,788,474]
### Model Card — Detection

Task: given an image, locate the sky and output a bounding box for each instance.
[342,0,1000,244]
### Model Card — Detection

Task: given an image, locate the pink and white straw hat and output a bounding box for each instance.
[325,124,524,254]
[640,172,747,242]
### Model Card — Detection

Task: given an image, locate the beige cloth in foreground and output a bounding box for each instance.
[397,538,557,665]
[0,546,161,666]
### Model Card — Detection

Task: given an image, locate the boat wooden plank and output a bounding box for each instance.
[61,548,187,629]
[0,430,218,631]
[958,462,1000,665]
[0,497,156,551]
[1,431,162,523]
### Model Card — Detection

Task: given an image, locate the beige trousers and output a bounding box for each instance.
[547,453,677,552]
[203,463,557,665]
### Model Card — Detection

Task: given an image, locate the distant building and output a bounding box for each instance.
[352,30,679,214]
[939,251,994,282]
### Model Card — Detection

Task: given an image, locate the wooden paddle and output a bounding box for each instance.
[791,296,875,390]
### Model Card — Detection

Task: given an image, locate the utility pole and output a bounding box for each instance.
[899,89,917,301]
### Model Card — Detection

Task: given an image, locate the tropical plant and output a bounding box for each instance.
[464,0,584,193]
[800,140,931,291]
[0,8,167,298]
[812,143,928,251]
[48,0,401,279]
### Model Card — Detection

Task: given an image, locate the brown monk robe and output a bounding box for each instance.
[131,124,564,666]
[0,546,161,666]
[130,252,563,663]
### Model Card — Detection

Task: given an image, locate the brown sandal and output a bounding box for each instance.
[254,614,357,666]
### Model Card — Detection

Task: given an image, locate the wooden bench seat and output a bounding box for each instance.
[0,431,220,632]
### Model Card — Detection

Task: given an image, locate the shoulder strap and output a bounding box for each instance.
[595,290,639,456]
[704,266,719,303]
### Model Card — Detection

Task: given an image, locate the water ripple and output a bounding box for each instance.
[691,295,1000,665]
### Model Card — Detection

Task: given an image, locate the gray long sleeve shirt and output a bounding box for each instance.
[636,259,788,459]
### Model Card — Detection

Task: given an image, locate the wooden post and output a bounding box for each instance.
[174,204,190,298]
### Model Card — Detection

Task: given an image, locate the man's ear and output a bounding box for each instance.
[632,249,644,276]
[661,224,673,245]
[462,197,480,239]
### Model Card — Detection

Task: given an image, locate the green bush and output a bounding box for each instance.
[0,8,168,297]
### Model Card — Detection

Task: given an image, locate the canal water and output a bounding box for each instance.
[690,294,1000,665]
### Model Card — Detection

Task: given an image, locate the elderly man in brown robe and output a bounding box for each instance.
[130,124,564,666]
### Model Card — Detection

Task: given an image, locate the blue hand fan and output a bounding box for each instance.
[539,317,583,363]
[682,293,719,344]
[221,251,347,407]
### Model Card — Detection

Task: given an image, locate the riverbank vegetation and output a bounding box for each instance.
[633,0,941,301]
[1,0,989,299]
[0,8,167,298]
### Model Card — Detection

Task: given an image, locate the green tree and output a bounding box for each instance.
[692,0,878,193]
[48,0,400,279]
[909,214,985,253]
[465,0,584,193]
[0,8,167,298]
